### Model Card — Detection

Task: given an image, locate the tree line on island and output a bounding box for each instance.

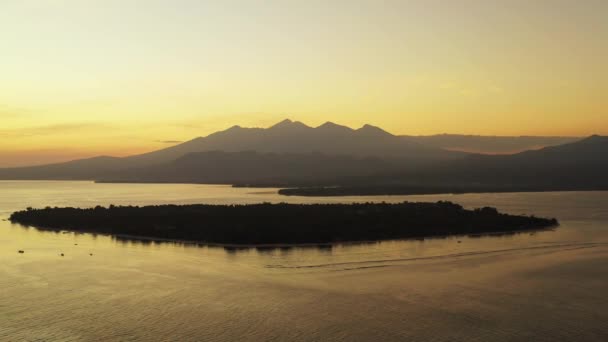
[10,202,558,245]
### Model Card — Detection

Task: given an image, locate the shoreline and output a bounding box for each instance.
[1,179,608,198]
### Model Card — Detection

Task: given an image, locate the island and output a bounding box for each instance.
[9,202,558,246]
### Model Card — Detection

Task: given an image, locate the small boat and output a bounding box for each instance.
[18,250,24,254]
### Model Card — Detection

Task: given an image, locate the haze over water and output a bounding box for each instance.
[1,181,607,341]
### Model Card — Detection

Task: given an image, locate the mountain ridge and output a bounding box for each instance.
[122,119,459,167]
[0,120,603,192]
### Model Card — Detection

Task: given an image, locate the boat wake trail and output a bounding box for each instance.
[265,242,608,271]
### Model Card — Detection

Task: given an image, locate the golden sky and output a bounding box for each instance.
[1,0,607,167]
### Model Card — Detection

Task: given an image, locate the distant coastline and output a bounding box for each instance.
[3,179,604,198]
[9,202,558,246]
[277,185,608,197]
[95,180,608,197]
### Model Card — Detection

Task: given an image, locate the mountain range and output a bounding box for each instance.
[0,119,462,181]
[0,120,605,193]
[127,119,461,165]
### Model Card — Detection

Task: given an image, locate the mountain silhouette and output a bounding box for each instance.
[0,119,457,181]
[491,135,608,164]
[280,135,608,195]
[384,135,608,190]
[126,119,459,166]
[0,119,604,193]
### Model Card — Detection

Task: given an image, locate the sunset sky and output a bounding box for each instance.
[1,0,606,167]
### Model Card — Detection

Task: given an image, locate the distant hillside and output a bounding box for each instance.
[283,135,608,195]
[0,156,125,180]
[399,135,608,186]
[98,151,398,186]
[448,135,608,187]
[401,134,580,154]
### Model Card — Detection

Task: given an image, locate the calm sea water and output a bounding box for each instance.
[1,181,607,341]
